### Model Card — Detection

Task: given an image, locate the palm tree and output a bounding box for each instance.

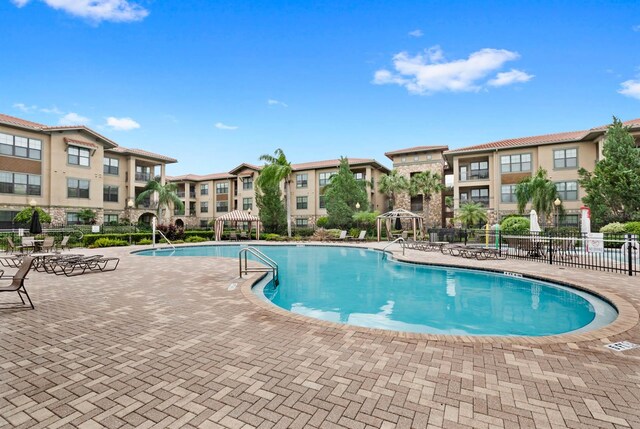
[456,202,488,228]
[135,179,184,222]
[377,169,409,210]
[410,170,444,229]
[515,168,559,226]
[257,148,293,237]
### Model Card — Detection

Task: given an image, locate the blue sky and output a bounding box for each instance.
[1,0,639,175]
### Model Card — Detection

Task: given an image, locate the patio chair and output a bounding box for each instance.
[58,236,70,251]
[335,230,348,241]
[41,237,55,252]
[0,255,35,309]
[239,231,249,240]
[18,237,35,254]
[0,255,22,268]
[348,230,367,241]
[229,231,238,241]
[5,237,17,253]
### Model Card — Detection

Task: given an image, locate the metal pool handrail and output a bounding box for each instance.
[382,237,405,256]
[239,247,279,286]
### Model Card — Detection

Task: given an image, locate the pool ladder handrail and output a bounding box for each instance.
[239,247,279,286]
[155,228,176,250]
[382,237,405,256]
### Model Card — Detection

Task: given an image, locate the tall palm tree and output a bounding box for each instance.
[515,168,560,226]
[456,202,488,228]
[135,180,184,222]
[257,148,293,237]
[377,169,409,210]
[410,170,444,229]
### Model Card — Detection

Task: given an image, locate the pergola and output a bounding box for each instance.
[214,210,261,241]
[376,208,423,242]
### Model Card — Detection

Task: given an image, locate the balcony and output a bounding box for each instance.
[135,173,151,182]
[177,191,186,198]
[174,209,185,215]
[189,192,196,199]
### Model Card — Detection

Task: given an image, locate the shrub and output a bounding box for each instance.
[84,233,153,246]
[349,228,359,239]
[156,223,185,241]
[310,228,333,241]
[293,227,314,237]
[624,222,640,236]
[264,233,282,241]
[500,217,530,235]
[316,217,329,228]
[137,238,152,245]
[91,238,128,248]
[185,236,207,243]
[600,222,626,234]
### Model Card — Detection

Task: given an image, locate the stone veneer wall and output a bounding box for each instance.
[393,161,446,228]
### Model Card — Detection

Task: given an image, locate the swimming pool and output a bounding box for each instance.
[137,245,617,336]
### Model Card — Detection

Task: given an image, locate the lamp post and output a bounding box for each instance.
[355,202,360,210]
[127,199,135,245]
[29,199,37,208]
[554,198,561,228]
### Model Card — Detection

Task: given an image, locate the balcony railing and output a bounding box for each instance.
[135,173,151,182]
[189,192,196,198]
[460,171,489,181]
[177,191,185,198]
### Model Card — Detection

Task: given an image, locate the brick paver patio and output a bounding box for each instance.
[1,243,639,428]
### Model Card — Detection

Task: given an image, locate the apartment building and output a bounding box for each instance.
[0,113,177,228]
[443,119,640,226]
[383,145,450,227]
[168,158,390,229]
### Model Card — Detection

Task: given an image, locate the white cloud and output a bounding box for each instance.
[488,69,534,86]
[12,0,148,23]
[59,112,90,125]
[619,79,640,99]
[373,46,531,95]
[106,116,140,130]
[408,29,423,38]
[40,106,63,114]
[215,122,238,130]
[13,103,37,112]
[267,99,288,108]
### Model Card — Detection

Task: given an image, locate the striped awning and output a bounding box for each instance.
[214,210,261,241]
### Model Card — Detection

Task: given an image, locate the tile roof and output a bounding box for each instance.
[167,172,235,182]
[290,158,388,172]
[384,145,449,159]
[108,146,177,163]
[0,113,46,129]
[445,118,640,155]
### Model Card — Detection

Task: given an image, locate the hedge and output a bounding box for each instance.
[82,230,216,246]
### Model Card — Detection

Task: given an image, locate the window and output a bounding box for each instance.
[200,220,209,228]
[216,182,229,194]
[200,201,209,213]
[0,210,20,228]
[470,188,489,206]
[67,179,90,198]
[0,133,41,160]
[68,146,90,166]
[295,218,308,228]
[216,201,228,212]
[500,185,517,203]
[103,185,118,202]
[296,196,308,210]
[104,214,119,225]
[459,166,467,181]
[103,157,119,175]
[319,195,326,209]
[67,213,80,225]
[556,181,578,201]
[135,166,151,182]
[554,148,577,169]
[354,172,365,181]
[460,192,468,202]
[296,173,308,188]
[559,214,579,227]
[413,156,420,161]
[319,172,335,187]
[243,198,252,211]
[243,177,253,190]
[200,184,209,195]
[0,172,41,195]
[410,195,423,211]
[469,161,489,180]
[500,154,531,173]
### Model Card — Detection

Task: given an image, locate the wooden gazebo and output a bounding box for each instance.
[376,209,423,242]
[214,210,261,241]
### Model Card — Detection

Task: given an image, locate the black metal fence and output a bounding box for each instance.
[427,228,638,276]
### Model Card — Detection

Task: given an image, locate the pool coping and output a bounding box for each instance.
[134,242,639,345]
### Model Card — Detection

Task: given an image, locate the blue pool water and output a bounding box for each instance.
[137,245,617,336]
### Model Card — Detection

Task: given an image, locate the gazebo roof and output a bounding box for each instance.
[377,209,421,219]
[215,210,260,222]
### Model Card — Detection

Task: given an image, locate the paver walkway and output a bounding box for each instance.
[1,243,639,429]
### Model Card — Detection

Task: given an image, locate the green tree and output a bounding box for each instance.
[377,169,409,210]
[258,148,293,237]
[409,170,444,229]
[78,209,97,225]
[456,202,488,228]
[135,179,184,222]
[13,207,52,224]
[579,117,640,226]
[323,157,369,228]
[255,180,287,234]
[515,168,559,226]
